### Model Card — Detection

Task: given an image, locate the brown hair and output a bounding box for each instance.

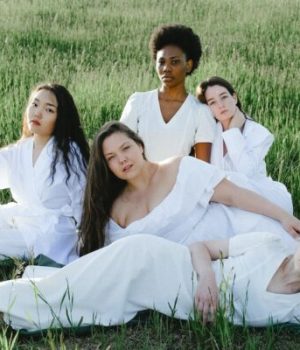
[79,121,145,255]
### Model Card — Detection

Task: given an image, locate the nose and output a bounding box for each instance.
[162,62,171,72]
[118,153,127,164]
[34,107,43,119]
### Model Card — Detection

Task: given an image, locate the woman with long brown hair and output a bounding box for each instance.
[79,121,299,255]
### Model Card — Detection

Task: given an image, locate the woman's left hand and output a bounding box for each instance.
[194,271,218,324]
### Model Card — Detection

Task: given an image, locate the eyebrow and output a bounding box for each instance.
[104,141,130,156]
[33,98,58,108]
[206,92,228,103]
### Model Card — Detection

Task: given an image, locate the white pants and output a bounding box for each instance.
[0,235,196,331]
[0,220,29,259]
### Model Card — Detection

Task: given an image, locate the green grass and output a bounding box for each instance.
[0,0,299,348]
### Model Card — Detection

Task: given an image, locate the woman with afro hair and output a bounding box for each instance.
[120,24,215,162]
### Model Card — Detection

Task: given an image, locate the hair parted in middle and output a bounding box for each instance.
[79,121,145,256]
[149,24,202,75]
[22,83,90,184]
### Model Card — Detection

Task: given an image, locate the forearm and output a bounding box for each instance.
[213,179,291,223]
[189,242,215,279]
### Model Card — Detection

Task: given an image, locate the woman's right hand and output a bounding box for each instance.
[229,111,246,130]
[280,214,300,238]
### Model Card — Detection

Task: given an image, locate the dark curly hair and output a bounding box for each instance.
[22,83,90,184]
[149,24,202,75]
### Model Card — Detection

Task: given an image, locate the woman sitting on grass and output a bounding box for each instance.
[0,83,89,265]
[196,76,293,214]
[120,24,215,162]
[80,121,299,253]
[0,231,300,330]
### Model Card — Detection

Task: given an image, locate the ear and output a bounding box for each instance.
[233,93,238,104]
[186,59,193,74]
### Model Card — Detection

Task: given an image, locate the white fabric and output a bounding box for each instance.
[0,137,86,264]
[106,156,295,250]
[120,90,216,161]
[0,233,299,331]
[211,120,293,213]
[215,232,300,326]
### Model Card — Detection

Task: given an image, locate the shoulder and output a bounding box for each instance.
[187,95,212,113]
[126,90,157,103]
[244,119,274,140]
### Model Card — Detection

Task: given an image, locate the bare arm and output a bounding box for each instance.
[188,239,228,324]
[211,178,300,237]
[194,142,212,163]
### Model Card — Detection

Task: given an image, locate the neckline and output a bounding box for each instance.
[155,89,191,126]
[110,156,187,230]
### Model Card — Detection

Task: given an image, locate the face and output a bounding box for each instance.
[155,45,192,88]
[26,89,58,138]
[204,85,238,123]
[102,132,145,180]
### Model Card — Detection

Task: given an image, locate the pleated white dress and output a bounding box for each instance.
[0,232,299,331]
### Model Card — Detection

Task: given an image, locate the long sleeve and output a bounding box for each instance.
[0,145,14,189]
[222,121,274,177]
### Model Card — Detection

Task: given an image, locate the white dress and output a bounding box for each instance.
[120,90,216,161]
[0,137,86,264]
[0,232,298,331]
[211,120,293,213]
[106,156,295,250]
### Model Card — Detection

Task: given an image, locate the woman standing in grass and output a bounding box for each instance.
[120,24,215,162]
[0,83,89,265]
[196,76,293,214]
[79,121,299,252]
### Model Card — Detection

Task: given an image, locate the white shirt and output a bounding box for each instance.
[120,89,216,161]
[0,137,86,264]
[211,120,293,213]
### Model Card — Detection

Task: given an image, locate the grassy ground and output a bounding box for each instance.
[0,0,299,348]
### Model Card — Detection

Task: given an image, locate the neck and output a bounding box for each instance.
[126,161,158,192]
[33,134,51,150]
[159,85,187,101]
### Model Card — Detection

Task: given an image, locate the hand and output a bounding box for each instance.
[281,214,300,238]
[229,111,246,130]
[194,271,218,324]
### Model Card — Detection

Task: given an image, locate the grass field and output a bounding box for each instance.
[0,0,299,348]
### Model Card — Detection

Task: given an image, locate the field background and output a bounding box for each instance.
[0,0,299,348]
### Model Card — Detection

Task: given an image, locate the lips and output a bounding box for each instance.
[30,119,41,126]
[122,164,132,172]
[161,75,173,81]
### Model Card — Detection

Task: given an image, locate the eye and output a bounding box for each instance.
[123,145,130,151]
[208,101,216,106]
[171,59,181,65]
[46,108,55,113]
[106,155,115,162]
[32,102,38,107]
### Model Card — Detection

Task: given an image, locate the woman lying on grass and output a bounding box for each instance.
[80,121,299,253]
[0,231,299,331]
